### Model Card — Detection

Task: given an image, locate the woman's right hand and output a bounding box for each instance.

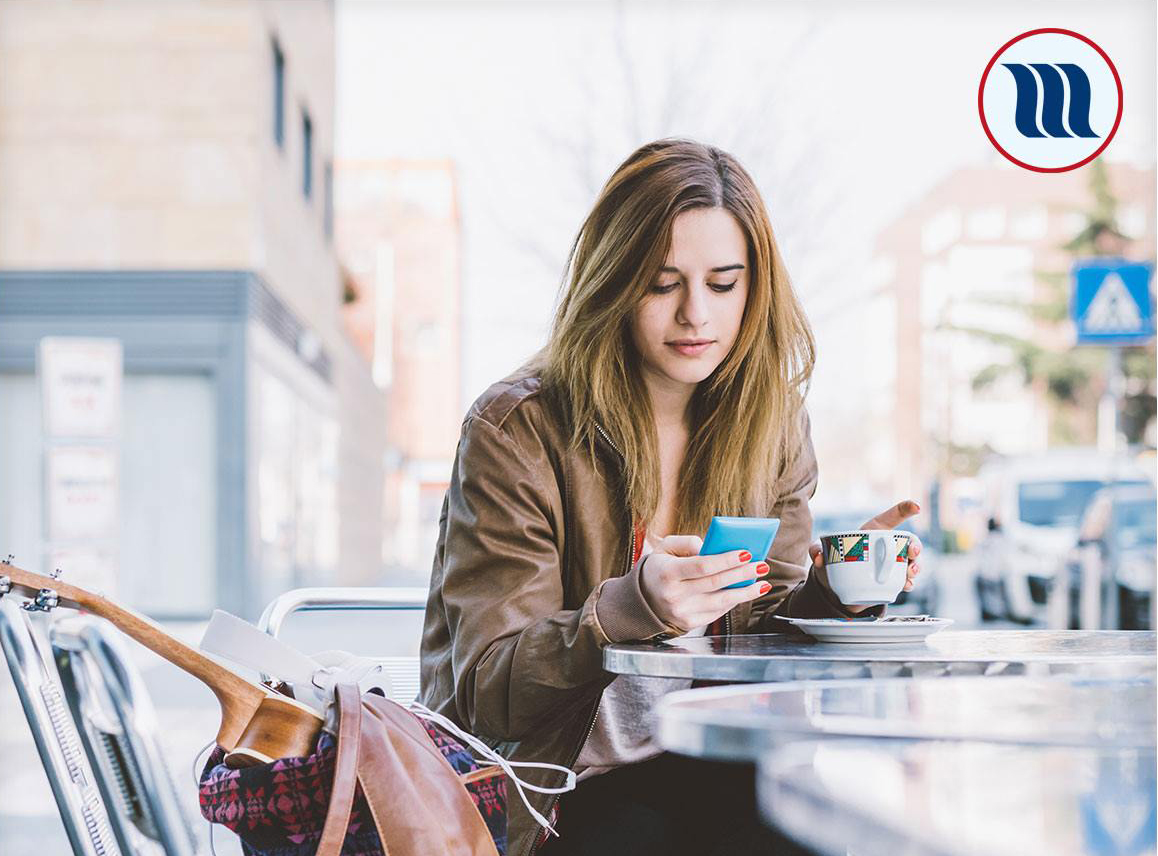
[638,535,771,632]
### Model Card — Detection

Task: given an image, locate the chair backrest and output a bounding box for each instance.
[257,587,428,705]
[50,613,199,856]
[0,597,123,856]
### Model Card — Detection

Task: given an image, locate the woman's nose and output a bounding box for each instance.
[676,283,710,327]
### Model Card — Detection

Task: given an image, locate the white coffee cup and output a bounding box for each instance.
[819,530,912,606]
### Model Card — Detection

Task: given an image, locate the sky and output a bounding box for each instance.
[334,0,1156,424]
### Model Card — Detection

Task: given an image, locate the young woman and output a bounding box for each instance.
[419,138,922,856]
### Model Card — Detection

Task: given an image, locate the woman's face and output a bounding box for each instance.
[629,207,750,404]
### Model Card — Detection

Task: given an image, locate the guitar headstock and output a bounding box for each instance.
[0,554,320,756]
[0,556,87,612]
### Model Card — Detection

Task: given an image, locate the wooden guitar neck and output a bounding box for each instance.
[1,562,321,758]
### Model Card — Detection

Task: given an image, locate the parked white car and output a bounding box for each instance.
[974,450,1152,624]
[1063,482,1157,630]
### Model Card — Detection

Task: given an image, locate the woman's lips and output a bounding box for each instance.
[666,341,713,357]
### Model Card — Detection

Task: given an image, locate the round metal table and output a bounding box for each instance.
[604,630,1157,681]
[759,739,1157,856]
[655,675,1157,761]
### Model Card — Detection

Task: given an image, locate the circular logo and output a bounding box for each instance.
[978,28,1123,173]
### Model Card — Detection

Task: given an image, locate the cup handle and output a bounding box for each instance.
[870,531,897,584]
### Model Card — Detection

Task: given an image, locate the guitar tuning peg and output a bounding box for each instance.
[50,568,62,580]
[21,588,59,612]
[2,554,12,565]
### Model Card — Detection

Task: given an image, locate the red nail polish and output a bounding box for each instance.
[756,562,769,576]
[758,582,772,595]
[738,551,752,563]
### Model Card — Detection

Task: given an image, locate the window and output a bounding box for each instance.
[272,39,285,148]
[324,160,333,239]
[1017,480,1146,528]
[965,205,1006,241]
[302,110,313,198]
[921,207,961,256]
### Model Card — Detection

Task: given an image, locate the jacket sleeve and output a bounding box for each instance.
[438,412,671,742]
[746,407,885,631]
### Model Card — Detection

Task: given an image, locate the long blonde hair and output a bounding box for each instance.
[527,138,815,536]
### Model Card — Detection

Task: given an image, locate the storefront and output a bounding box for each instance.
[0,270,345,618]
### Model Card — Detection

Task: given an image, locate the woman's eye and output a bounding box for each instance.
[650,280,737,295]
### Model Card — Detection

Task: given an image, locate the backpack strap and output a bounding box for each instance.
[356,692,501,856]
[316,682,364,856]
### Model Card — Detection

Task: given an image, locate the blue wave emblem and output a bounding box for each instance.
[1001,62,1100,139]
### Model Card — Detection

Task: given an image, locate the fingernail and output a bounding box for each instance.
[757,582,772,595]
[756,562,769,577]
[738,551,752,563]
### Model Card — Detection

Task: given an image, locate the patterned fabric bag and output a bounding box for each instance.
[199,685,508,856]
[195,613,574,856]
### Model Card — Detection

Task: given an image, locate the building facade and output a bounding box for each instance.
[0,0,388,617]
[867,161,1156,510]
[334,159,462,581]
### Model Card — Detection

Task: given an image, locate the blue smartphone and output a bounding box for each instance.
[699,516,781,589]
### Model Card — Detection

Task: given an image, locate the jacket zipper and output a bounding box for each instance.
[526,422,629,856]
[592,420,623,459]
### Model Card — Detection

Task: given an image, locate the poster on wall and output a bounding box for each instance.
[38,337,123,439]
[45,444,119,542]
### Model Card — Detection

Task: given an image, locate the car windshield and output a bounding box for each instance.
[1113,498,1158,550]
[1018,480,1115,528]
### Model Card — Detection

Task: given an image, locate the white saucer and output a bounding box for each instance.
[779,615,954,644]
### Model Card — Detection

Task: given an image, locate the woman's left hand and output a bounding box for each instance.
[808,499,924,615]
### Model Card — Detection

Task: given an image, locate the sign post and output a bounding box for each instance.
[1070,258,1154,629]
[1071,258,1154,449]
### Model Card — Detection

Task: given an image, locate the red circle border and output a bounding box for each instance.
[977,28,1124,174]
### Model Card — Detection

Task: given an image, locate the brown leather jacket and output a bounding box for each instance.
[419,368,858,856]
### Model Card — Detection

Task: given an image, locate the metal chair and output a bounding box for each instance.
[256,586,428,704]
[2,584,428,855]
[51,614,199,856]
[0,596,201,856]
[0,597,123,856]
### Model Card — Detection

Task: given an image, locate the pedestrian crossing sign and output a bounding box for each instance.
[1071,259,1154,345]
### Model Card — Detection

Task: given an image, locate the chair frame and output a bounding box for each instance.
[0,598,124,856]
[256,586,428,702]
[1,596,201,856]
[51,614,199,856]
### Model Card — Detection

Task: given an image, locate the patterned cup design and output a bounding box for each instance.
[820,532,912,566]
[819,530,912,605]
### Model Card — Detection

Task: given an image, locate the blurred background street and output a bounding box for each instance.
[0,0,1154,853]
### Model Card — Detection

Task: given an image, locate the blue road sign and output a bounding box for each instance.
[1071,258,1155,345]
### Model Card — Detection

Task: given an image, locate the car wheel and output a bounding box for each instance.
[1118,584,1151,631]
[924,591,939,617]
[976,576,1004,622]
